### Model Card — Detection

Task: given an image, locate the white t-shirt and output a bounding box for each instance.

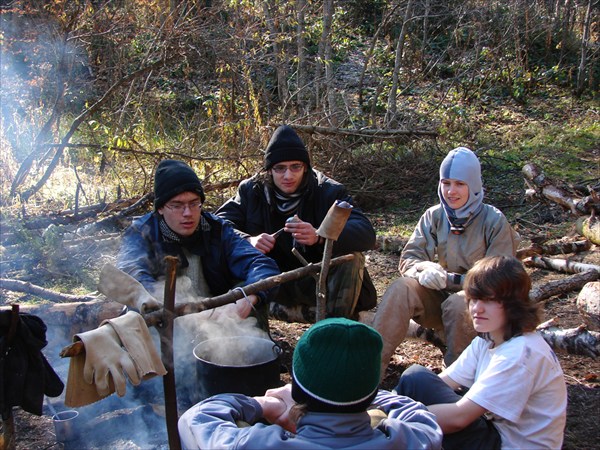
[443,333,567,449]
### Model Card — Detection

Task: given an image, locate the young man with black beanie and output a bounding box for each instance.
[178,318,443,449]
[117,159,280,323]
[216,125,377,323]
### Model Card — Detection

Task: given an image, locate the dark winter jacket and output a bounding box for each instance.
[0,310,64,420]
[116,211,280,303]
[216,169,377,308]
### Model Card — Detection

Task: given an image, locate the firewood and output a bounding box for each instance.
[537,318,600,358]
[577,282,600,331]
[528,270,599,303]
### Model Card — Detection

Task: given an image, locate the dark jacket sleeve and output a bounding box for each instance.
[216,178,259,239]
[116,213,162,292]
[313,172,376,256]
[208,214,280,302]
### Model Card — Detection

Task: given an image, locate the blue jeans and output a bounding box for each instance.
[395,364,501,450]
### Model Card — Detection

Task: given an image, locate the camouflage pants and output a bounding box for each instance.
[269,252,365,323]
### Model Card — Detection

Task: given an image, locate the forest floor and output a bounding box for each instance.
[4,226,600,449]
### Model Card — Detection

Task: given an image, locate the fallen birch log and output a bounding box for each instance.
[537,318,600,358]
[524,256,600,274]
[528,270,599,303]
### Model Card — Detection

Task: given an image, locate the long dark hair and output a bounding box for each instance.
[464,255,541,342]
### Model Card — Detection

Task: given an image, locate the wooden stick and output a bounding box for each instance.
[160,256,181,450]
[316,239,334,322]
[59,254,356,356]
[145,254,354,324]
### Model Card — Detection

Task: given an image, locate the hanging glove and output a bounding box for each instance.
[98,264,162,314]
[103,311,166,381]
[417,263,447,290]
[77,323,141,397]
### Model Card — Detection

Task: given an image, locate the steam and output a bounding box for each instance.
[40,274,272,448]
[149,276,271,406]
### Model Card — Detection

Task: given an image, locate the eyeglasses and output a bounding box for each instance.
[271,163,305,174]
[164,200,202,213]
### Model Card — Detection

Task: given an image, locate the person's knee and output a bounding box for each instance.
[394,364,431,398]
[442,291,467,312]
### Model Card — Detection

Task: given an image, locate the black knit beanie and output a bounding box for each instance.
[154,160,205,210]
[263,125,310,170]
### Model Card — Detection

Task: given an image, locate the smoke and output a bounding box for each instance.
[40,274,274,448]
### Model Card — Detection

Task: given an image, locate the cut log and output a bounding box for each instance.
[576,215,600,245]
[537,318,600,358]
[577,282,600,331]
[516,240,592,260]
[528,270,599,303]
[524,256,600,274]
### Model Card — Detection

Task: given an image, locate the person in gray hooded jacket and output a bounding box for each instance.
[372,147,518,375]
[178,317,443,450]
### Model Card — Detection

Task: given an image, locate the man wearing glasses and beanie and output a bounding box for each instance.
[217,125,377,323]
[117,159,280,323]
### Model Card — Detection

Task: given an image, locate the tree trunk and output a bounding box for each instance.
[296,0,309,112]
[576,0,595,96]
[323,0,337,123]
[385,0,413,127]
[358,2,401,108]
[262,1,289,107]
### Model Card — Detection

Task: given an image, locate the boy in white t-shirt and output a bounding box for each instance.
[394,255,567,450]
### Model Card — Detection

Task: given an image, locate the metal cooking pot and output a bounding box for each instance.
[193,336,282,401]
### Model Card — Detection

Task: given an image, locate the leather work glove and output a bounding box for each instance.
[404,261,447,290]
[77,323,141,397]
[98,264,162,314]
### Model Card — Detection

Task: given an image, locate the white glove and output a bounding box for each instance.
[418,265,447,290]
[404,261,441,278]
[404,261,447,290]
